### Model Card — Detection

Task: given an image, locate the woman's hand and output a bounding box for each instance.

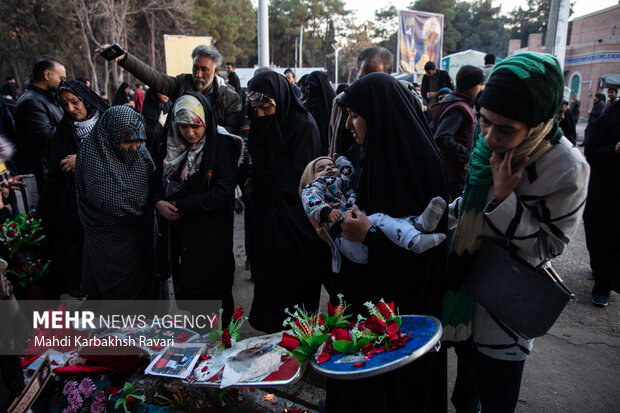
[10,175,27,188]
[156,200,182,221]
[490,148,529,202]
[342,205,372,242]
[60,154,77,173]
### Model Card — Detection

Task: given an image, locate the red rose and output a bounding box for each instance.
[278,332,299,352]
[126,395,138,409]
[109,386,120,397]
[386,320,399,336]
[365,315,386,334]
[330,328,351,342]
[232,307,244,321]
[317,352,331,364]
[7,230,15,237]
[9,222,17,229]
[221,328,232,348]
[176,332,189,342]
[376,301,395,319]
[327,301,344,317]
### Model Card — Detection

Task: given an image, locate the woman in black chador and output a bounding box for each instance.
[246,71,324,333]
[76,106,155,299]
[330,72,449,412]
[584,99,620,306]
[305,71,336,154]
[39,80,108,297]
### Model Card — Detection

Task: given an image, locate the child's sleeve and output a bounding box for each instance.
[335,156,355,182]
[301,179,332,222]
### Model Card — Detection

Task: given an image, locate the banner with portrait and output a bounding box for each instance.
[397,10,444,74]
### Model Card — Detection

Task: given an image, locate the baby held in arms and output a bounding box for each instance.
[300,155,446,268]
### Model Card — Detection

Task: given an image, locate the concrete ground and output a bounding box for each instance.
[230,132,620,412]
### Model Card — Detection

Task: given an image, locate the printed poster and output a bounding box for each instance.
[398,10,444,74]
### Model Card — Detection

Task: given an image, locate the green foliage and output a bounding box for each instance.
[290,331,329,364]
[454,0,508,57]
[507,0,551,46]
[191,0,257,65]
[7,258,50,288]
[156,389,188,409]
[114,382,145,413]
[268,0,350,68]
[331,337,373,354]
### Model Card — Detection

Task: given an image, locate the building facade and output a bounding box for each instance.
[564,4,620,120]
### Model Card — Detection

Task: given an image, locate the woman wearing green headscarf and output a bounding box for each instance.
[445,53,590,412]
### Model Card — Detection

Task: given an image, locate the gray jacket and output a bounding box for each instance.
[119,53,242,134]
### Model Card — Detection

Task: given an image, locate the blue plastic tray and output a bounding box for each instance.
[311,315,442,379]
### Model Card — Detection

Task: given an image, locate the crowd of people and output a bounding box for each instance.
[0,41,617,413]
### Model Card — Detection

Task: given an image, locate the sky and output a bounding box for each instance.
[345,0,619,24]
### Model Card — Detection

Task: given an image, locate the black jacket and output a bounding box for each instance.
[150,93,242,295]
[14,84,64,189]
[421,69,454,105]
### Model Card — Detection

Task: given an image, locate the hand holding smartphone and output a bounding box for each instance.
[97,43,126,61]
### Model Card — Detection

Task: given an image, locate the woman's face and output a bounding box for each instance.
[120,141,142,151]
[250,100,276,117]
[178,123,206,144]
[61,90,87,121]
[345,109,367,145]
[479,107,529,153]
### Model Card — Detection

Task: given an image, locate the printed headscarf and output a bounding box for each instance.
[162,94,215,197]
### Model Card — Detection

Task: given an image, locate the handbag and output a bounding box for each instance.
[462,234,574,339]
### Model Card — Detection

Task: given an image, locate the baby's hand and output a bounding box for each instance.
[328,209,342,223]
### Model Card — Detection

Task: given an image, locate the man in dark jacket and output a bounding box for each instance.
[583,93,606,146]
[431,65,484,199]
[225,62,242,97]
[557,100,577,145]
[421,61,454,106]
[14,56,66,191]
[100,44,242,138]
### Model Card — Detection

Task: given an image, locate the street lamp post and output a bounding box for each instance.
[332,45,344,87]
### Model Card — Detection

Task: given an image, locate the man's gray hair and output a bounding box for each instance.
[191,45,222,66]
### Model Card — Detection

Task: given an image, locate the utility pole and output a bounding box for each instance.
[257,0,269,67]
[299,26,304,68]
[332,45,344,87]
[546,0,570,69]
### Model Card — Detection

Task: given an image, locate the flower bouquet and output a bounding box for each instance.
[61,377,106,413]
[7,257,50,288]
[0,211,46,257]
[278,295,412,366]
[208,307,246,348]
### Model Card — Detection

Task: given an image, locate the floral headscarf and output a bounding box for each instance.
[163,94,209,197]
